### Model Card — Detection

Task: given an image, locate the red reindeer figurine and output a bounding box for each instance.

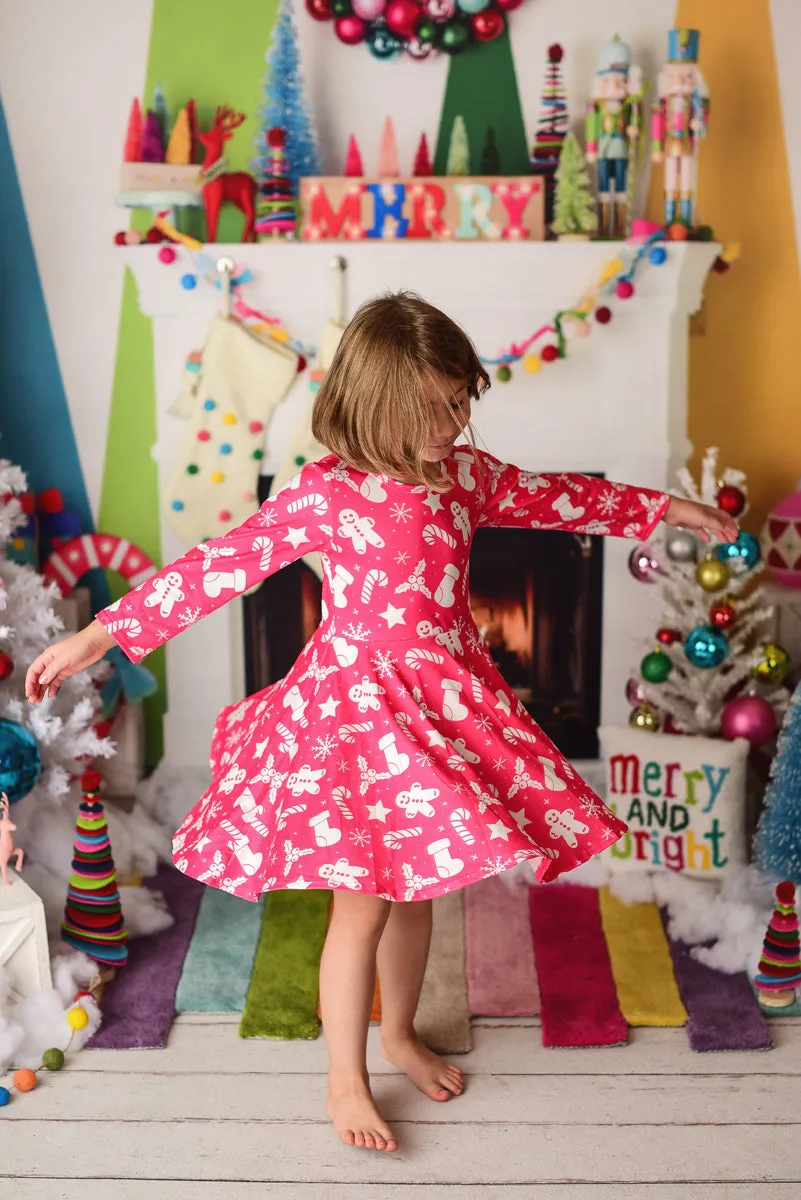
[198,107,257,243]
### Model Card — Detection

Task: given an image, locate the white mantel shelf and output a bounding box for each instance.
[122,241,719,768]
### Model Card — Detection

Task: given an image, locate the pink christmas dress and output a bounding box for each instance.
[97,449,669,902]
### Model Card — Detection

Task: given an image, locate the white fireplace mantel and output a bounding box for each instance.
[122,241,718,768]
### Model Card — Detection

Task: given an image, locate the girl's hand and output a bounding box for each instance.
[25,620,116,704]
[664,496,739,544]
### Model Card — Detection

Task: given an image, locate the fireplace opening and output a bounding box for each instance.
[244,477,604,759]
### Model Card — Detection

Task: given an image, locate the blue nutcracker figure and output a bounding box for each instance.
[585,35,643,238]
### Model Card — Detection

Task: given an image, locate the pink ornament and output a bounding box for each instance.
[406,36,434,59]
[158,246,177,264]
[427,0,456,17]
[626,678,645,707]
[761,477,801,588]
[385,0,419,36]
[335,15,367,43]
[352,0,386,16]
[721,694,777,746]
[628,543,661,583]
[616,280,635,299]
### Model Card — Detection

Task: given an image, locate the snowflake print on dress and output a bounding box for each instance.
[96,449,670,902]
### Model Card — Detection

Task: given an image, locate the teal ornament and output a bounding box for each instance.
[0,717,42,804]
[684,625,729,669]
[367,23,401,57]
[457,0,490,11]
[99,645,159,719]
[716,531,760,574]
[180,274,197,290]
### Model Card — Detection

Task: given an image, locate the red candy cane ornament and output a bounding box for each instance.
[42,534,157,597]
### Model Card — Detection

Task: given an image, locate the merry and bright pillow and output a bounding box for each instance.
[598,726,749,878]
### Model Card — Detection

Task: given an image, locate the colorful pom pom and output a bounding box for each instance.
[616,280,634,299]
[180,273,197,290]
[13,1068,37,1092]
[158,246,177,265]
[595,306,612,324]
[67,1007,89,1031]
[540,345,559,363]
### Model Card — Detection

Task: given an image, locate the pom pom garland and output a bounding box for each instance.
[0,1000,95,1107]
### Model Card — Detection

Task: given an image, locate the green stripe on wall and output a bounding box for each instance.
[99,0,281,763]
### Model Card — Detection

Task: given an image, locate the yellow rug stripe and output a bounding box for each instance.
[599,888,688,1027]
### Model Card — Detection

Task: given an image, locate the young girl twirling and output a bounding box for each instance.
[26,294,737,1153]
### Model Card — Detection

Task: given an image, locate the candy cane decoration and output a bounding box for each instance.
[383,827,422,850]
[101,616,142,639]
[276,722,298,760]
[450,808,475,845]
[394,711,418,742]
[277,803,307,831]
[470,673,483,703]
[251,536,273,572]
[503,726,540,747]
[43,534,157,597]
[422,524,457,549]
[338,721,373,743]
[404,647,444,670]
[360,569,388,604]
[287,492,328,517]
[332,785,355,820]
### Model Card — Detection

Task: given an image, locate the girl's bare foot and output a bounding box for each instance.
[326,1077,399,1152]
[381,1032,465,1102]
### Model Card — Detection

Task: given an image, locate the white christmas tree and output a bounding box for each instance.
[0,459,114,809]
[630,448,789,737]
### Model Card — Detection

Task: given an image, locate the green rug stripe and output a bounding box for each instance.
[434,30,530,176]
[99,0,281,762]
[175,888,265,1012]
[240,889,331,1039]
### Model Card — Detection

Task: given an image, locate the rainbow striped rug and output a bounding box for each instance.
[90,868,773,1053]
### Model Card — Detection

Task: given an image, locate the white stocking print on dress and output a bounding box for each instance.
[98,450,670,902]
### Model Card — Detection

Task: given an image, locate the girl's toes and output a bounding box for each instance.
[363,1133,376,1150]
[373,1132,387,1151]
[343,1129,355,1146]
[354,1131,366,1148]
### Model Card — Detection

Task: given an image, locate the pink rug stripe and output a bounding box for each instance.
[530,884,628,1048]
[465,877,540,1016]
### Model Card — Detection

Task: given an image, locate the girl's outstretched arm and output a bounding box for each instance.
[477,453,737,544]
[26,462,332,700]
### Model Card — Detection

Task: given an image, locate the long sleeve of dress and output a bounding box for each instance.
[477,452,670,540]
[96,462,331,663]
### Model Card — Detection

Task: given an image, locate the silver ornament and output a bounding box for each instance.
[666,528,698,563]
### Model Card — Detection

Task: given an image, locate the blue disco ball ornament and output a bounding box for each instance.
[716,530,760,575]
[684,625,729,669]
[0,717,42,804]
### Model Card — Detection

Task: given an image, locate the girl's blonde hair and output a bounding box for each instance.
[311,292,490,490]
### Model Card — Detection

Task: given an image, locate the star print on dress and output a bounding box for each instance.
[97,448,670,902]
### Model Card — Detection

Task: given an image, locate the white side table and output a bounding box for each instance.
[0,868,52,1002]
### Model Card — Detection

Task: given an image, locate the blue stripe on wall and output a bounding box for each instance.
[0,93,108,609]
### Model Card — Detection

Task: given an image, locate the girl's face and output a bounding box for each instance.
[422,375,471,462]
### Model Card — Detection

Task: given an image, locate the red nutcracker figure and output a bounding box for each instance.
[651,28,709,227]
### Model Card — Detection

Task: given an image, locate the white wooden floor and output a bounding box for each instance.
[4,1012,801,1198]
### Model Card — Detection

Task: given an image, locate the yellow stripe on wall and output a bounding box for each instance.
[648,0,801,527]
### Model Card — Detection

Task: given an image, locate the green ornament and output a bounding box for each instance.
[331,0,352,12]
[641,649,673,684]
[439,17,471,54]
[41,1047,65,1072]
[416,16,437,41]
[496,365,512,383]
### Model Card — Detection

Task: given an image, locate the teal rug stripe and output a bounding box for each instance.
[175,886,265,1012]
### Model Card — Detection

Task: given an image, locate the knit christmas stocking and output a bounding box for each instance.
[269,318,345,578]
[163,315,297,547]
